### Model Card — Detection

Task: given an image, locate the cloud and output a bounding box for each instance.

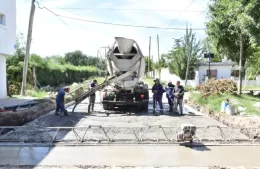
[16,0,208,59]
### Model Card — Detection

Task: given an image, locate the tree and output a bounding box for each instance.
[144,56,154,74]
[166,27,202,79]
[201,38,222,62]
[206,0,251,66]
[206,0,260,94]
[64,50,88,66]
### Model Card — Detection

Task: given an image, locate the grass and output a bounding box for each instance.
[11,89,48,99]
[26,90,48,98]
[242,86,260,90]
[190,92,260,115]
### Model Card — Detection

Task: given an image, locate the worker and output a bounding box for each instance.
[55,87,70,116]
[88,79,97,113]
[152,78,165,115]
[173,81,185,115]
[165,81,175,112]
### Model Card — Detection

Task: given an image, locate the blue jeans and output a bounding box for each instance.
[167,97,174,107]
[153,96,163,110]
[55,102,65,114]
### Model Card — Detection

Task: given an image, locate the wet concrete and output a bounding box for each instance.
[0,91,249,142]
[0,98,34,109]
[0,146,260,167]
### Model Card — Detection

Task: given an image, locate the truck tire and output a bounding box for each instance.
[103,104,108,110]
[143,103,149,111]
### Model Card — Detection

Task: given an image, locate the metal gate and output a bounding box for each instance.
[0,125,259,145]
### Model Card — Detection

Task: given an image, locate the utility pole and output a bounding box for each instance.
[148,36,151,77]
[157,34,161,80]
[33,67,37,89]
[184,39,193,87]
[21,0,36,95]
[96,50,100,76]
[152,55,154,78]
[238,34,244,95]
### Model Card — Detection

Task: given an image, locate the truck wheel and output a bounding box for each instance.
[142,103,149,111]
[103,104,108,110]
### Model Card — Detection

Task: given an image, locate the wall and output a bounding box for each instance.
[0,0,16,98]
[0,54,7,98]
[233,80,260,87]
[147,68,198,86]
[147,67,260,88]
[147,68,181,82]
[198,65,233,83]
[0,0,16,56]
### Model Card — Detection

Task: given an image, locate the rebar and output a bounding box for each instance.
[0,125,259,145]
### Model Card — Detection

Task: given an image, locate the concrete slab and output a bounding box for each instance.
[0,97,34,109]
[0,91,249,142]
[0,146,260,167]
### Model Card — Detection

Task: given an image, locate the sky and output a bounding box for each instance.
[17,0,209,60]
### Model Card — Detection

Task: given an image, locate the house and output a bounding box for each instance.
[198,61,239,83]
[0,0,16,98]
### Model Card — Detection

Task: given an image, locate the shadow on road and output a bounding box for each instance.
[181,142,211,151]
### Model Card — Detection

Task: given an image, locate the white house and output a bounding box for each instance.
[198,61,239,83]
[0,0,16,98]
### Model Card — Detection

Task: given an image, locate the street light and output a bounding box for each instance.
[204,53,214,78]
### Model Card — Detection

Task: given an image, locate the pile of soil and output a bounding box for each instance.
[0,99,56,126]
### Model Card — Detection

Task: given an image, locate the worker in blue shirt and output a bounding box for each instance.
[165,81,175,112]
[152,78,165,115]
[88,79,97,113]
[55,87,70,116]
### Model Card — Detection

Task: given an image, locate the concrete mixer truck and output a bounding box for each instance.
[101,37,149,110]
[72,37,149,112]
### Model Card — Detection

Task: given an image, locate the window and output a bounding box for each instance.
[207,69,217,77]
[0,13,6,25]
[231,70,239,77]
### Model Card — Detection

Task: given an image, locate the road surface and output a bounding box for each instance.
[0,91,259,168]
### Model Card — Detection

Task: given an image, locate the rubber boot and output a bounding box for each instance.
[153,109,158,116]
[160,110,163,115]
[64,110,68,116]
[91,104,94,113]
[88,104,91,114]
[55,111,59,116]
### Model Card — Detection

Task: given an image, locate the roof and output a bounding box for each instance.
[199,61,237,66]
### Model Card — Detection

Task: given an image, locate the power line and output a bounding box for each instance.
[35,1,71,30]
[50,7,205,13]
[171,0,197,24]
[35,1,206,31]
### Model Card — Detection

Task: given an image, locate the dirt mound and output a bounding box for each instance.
[0,99,55,126]
[196,79,237,97]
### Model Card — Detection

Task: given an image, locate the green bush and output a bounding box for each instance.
[8,81,21,95]
[6,53,106,88]
[185,86,196,92]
